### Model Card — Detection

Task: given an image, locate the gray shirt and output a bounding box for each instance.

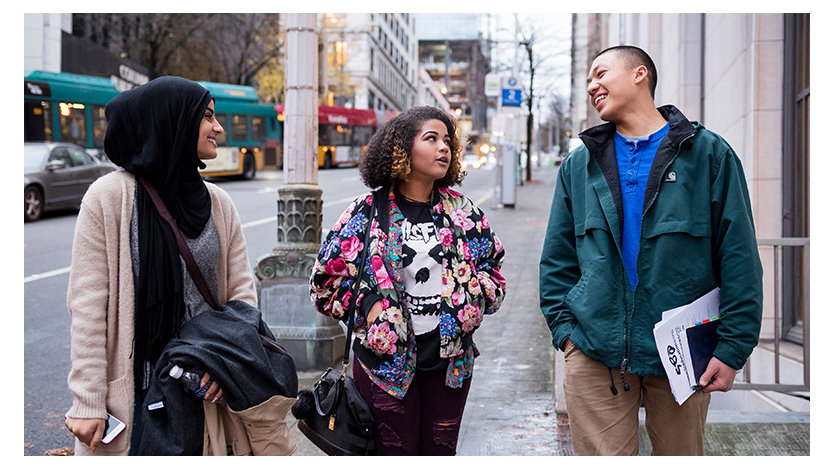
[130,195,220,388]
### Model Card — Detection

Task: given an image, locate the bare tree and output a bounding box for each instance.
[71,13,282,87]
[489,14,571,181]
[72,13,216,79]
[198,14,283,86]
[542,93,570,157]
[517,25,570,180]
[253,56,285,103]
[139,14,218,79]
[519,34,535,182]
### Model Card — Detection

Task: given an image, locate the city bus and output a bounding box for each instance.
[276,104,380,169]
[197,81,281,179]
[24,70,119,156]
[23,71,281,180]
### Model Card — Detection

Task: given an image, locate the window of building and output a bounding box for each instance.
[781,12,810,342]
[332,40,348,68]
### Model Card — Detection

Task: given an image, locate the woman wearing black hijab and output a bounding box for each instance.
[64,77,258,455]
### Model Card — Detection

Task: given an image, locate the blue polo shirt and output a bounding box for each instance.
[614,122,669,290]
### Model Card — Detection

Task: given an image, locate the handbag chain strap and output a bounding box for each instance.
[137,176,220,311]
[341,190,382,378]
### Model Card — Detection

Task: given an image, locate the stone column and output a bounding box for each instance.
[256,13,344,371]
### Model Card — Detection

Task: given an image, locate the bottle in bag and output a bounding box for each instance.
[169,364,212,398]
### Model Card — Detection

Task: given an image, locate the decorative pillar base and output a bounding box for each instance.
[257,278,345,371]
[256,184,342,371]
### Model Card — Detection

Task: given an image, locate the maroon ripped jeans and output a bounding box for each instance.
[352,360,472,455]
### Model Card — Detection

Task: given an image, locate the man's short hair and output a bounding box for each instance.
[594,45,658,99]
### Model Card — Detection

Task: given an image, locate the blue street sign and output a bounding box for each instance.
[502,88,522,106]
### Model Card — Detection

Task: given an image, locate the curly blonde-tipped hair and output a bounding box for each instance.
[360,106,466,189]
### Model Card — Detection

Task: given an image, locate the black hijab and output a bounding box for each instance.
[104,76,214,371]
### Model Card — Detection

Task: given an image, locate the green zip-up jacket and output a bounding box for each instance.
[539,105,763,377]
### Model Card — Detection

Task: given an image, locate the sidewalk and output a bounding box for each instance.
[288,163,810,456]
[456,164,571,455]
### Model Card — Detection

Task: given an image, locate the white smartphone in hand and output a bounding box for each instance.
[101,413,126,444]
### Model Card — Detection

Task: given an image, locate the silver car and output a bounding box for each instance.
[24,142,117,222]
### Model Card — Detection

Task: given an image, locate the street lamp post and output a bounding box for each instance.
[255,13,344,371]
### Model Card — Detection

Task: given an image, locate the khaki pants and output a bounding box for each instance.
[563,340,710,455]
[203,395,298,456]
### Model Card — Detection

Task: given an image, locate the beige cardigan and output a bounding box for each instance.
[66,170,257,456]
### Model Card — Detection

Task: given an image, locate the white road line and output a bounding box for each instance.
[239,194,363,231]
[23,266,71,284]
[474,192,491,207]
[240,216,275,229]
[323,195,364,207]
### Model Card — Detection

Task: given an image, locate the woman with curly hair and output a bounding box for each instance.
[309,106,507,455]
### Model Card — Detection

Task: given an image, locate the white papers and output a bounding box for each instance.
[652,288,720,405]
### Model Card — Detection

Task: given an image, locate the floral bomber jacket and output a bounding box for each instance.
[309,186,506,399]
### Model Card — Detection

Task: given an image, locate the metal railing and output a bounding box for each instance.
[734,238,810,394]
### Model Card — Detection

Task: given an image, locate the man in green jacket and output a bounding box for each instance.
[539,45,762,455]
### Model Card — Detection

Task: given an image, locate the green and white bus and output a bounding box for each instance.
[24,70,282,180]
[24,70,116,154]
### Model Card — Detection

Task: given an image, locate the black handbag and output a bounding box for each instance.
[295,365,375,456]
[292,191,383,456]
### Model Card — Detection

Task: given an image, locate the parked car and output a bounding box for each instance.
[24,142,118,221]
[461,153,485,170]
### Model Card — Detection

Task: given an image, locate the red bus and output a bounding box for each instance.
[276,104,397,168]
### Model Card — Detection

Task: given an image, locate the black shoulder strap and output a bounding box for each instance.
[137,176,220,311]
[373,186,389,232]
[342,191,378,372]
